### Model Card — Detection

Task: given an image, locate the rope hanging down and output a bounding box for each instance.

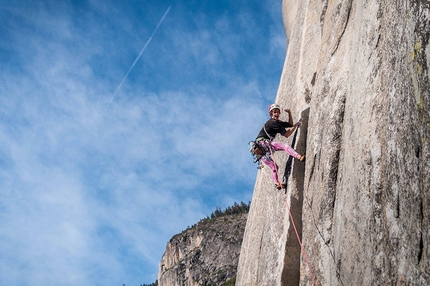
[282,194,317,286]
[268,125,317,286]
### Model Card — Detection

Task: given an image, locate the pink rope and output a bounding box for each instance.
[282,194,317,286]
[268,147,317,286]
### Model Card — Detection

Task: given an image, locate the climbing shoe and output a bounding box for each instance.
[275,183,286,190]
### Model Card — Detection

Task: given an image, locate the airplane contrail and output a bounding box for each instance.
[103,5,172,114]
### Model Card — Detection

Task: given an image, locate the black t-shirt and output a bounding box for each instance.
[256,118,292,139]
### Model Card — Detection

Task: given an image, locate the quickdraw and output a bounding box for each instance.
[248,139,272,167]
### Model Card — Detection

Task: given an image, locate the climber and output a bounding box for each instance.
[249,103,305,190]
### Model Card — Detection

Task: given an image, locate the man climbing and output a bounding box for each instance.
[250,103,305,190]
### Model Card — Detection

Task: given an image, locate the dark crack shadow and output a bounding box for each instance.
[281,107,310,285]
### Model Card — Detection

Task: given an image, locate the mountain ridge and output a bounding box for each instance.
[158,203,249,286]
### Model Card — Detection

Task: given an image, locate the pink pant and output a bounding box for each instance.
[260,141,300,184]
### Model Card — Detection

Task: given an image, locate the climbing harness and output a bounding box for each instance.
[248,121,276,168]
[248,138,272,168]
[263,123,274,141]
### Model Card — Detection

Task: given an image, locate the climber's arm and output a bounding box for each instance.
[283,121,301,138]
[284,108,293,125]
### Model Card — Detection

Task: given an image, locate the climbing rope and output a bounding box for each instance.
[268,126,318,286]
[282,193,318,286]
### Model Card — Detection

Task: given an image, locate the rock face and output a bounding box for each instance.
[158,213,247,286]
[237,0,429,285]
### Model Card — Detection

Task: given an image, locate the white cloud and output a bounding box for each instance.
[0,1,284,284]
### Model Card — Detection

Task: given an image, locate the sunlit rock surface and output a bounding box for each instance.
[237,0,429,285]
[158,213,247,286]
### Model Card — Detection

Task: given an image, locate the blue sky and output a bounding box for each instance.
[0,1,285,285]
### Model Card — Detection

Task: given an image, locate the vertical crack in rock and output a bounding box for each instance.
[255,233,265,284]
[281,108,310,286]
[395,189,400,219]
[369,33,382,62]
[308,88,346,286]
[308,153,317,190]
[419,234,424,265]
[320,0,329,26]
[377,1,430,283]
[414,3,429,278]
[318,91,346,235]
[311,72,317,86]
[238,1,430,285]
[304,191,346,286]
[331,0,353,56]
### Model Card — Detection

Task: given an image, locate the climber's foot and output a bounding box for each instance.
[275,182,286,190]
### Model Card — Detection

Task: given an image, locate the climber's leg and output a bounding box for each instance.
[271,141,301,159]
[260,156,280,185]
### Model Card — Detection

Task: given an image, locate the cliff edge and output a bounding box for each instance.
[158,212,247,286]
[237,1,429,285]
